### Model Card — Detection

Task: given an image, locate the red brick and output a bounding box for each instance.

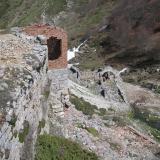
[24,24,68,69]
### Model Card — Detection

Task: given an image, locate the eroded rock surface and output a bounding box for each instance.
[0,33,49,160]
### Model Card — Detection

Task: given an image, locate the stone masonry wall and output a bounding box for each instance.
[47,69,68,117]
[24,24,69,118]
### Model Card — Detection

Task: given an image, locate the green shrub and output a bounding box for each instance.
[155,86,160,94]
[131,107,160,129]
[18,121,30,143]
[109,142,121,151]
[128,111,134,119]
[98,108,107,116]
[76,123,99,137]
[85,127,99,137]
[129,107,160,141]
[8,114,17,129]
[39,119,46,129]
[149,127,160,141]
[108,107,115,112]
[109,116,126,127]
[46,0,67,16]
[70,94,98,117]
[38,119,46,134]
[43,91,50,99]
[76,122,84,129]
[35,134,98,160]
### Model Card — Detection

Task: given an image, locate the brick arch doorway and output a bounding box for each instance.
[47,37,62,60]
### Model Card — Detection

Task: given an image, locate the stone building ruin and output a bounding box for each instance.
[25,24,68,69]
[24,24,69,117]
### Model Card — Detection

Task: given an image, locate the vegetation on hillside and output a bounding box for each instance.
[70,94,107,117]
[70,94,98,117]
[128,108,160,142]
[0,0,117,47]
[0,0,67,28]
[18,120,30,143]
[0,0,118,71]
[35,134,98,160]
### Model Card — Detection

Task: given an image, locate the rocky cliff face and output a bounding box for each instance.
[0,33,48,159]
[0,30,68,160]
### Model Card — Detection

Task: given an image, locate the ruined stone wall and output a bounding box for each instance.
[24,25,68,69]
[24,24,69,118]
[0,34,50,160]
[48,69,68,94]
[46,68,69,137]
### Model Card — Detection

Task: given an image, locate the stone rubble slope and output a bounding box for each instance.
[64,104,159,160]
[67,65,160,159]
[0,34,33,65]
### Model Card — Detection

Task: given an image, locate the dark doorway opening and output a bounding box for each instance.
[154,26,160,33]
[47,37,62,60]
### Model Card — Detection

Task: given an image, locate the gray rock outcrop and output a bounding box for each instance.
[0,31,68,160]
